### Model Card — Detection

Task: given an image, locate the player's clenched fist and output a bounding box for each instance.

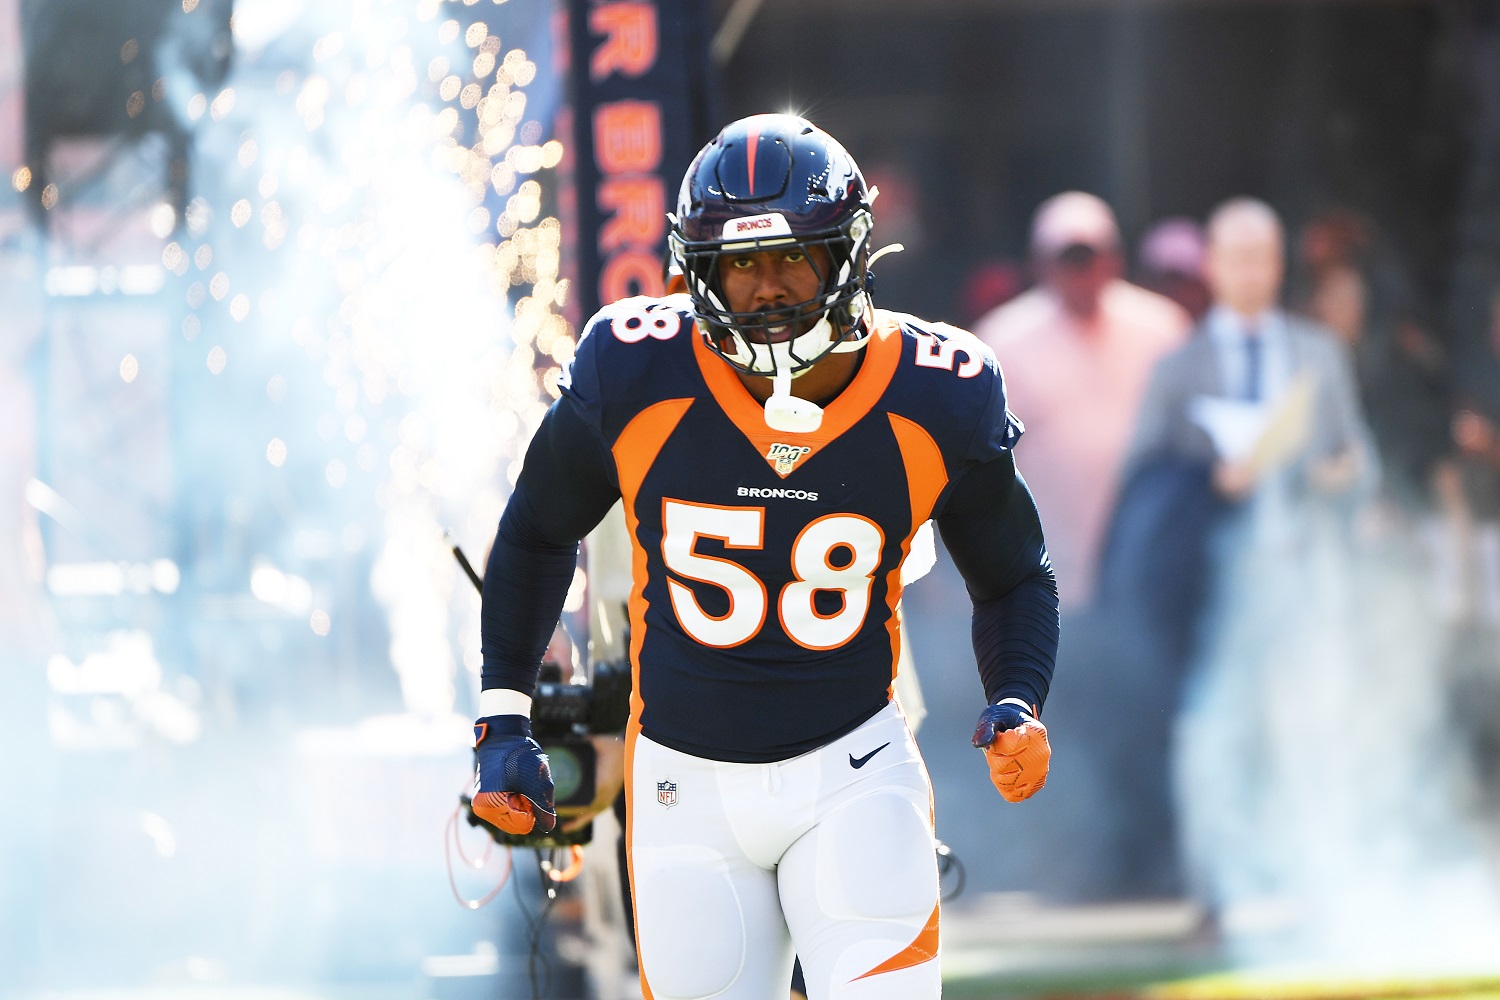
[971,701,1050,803]
[472,716,557,835]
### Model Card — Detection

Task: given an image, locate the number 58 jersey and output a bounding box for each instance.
[560,295,1022,763]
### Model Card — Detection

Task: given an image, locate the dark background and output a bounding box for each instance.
[717,0,1472,336]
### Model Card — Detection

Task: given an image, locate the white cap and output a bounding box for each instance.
[1030,191,1120,259]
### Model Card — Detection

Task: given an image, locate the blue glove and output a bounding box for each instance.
[471,715,557,834]
[972,701,1050,803]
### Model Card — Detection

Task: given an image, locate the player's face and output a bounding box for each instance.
[717,244,831,344]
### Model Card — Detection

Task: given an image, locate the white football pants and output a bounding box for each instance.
[626,700,941,1000]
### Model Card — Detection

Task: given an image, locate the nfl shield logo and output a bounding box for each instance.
[657,779,678,808]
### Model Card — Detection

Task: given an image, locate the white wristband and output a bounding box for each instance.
[996,697,1035,716]
[479,688,533,719]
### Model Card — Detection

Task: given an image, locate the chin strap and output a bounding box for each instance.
[763,362,824,433]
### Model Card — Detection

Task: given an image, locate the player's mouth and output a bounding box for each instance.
[743,310,802,344]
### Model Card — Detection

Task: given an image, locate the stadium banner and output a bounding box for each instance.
[562,0,715,323]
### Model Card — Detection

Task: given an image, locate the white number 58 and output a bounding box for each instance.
[661,500,884,650]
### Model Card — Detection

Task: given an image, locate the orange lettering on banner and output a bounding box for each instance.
[594,101,662,174]
[589,3,657,81]
[601,248,665,302]
[588,24,665,307]
[598,177,666,252]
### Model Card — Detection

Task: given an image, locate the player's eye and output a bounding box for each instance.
[729,255,755,269]
[783,250,807,264]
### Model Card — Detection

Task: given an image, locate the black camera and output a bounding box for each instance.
[463,655,632,848]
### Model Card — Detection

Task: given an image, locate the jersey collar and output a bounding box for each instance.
[693,313,903,479]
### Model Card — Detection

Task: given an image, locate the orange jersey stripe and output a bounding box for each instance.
[611,397,692,1000]
[852,899,940,981]
[610,396,694,729]
[623,715,653,999]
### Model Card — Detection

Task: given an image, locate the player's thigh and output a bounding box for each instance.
[627,740,795,999]
[778,766,941,999]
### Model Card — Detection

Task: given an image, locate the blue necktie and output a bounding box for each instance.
[1243,329,1262,401]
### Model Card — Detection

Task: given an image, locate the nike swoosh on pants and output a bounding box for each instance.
[849,742,891,769]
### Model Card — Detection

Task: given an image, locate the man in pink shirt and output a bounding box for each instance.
[975,192,1190,612]
[973,193,1190,901]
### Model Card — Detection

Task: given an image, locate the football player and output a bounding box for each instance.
[470,114,1059,999]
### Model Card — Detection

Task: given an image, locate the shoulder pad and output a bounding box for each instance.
[878,310,1021,463]
[590,295,694,339]
[560,295,699,442]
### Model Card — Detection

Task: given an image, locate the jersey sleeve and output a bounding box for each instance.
[897,316,1023,465]
[902,318,1054,710]
[557,311,607,434]
[934,450,1059,712]
[558,296,696,446]
[945,319,1024,464]
[965,357,1025,463]
[479,394,622,694]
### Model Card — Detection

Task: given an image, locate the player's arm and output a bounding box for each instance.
[935,452,1060,803]
[472,394,622,834]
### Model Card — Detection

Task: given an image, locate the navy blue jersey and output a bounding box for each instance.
[558,295,1022,761]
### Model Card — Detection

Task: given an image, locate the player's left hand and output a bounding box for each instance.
[472,715,557,835]
[971,701,1050,803]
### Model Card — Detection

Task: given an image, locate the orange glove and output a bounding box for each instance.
[971,701,1050,803]
[473,791,544,835]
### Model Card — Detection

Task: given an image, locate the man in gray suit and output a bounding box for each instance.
[1114,197,1376,940]
[1127,197,1371,502]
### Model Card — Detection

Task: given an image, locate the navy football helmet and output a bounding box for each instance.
[670,114,876,378]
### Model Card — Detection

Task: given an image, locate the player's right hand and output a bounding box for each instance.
[472,715,557,835]
[971,701,1050,803]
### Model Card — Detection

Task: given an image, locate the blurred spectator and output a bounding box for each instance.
[1137,216,1212,321]
[1292,208,1458,518]
[1126,198,1372,509]
[1288,212,1483,792]
[1443,291,1500,822]
[975,191,1190,611]
[1119,197,1376,949]
[1451,293,1500,626]
[971,192,1188,901]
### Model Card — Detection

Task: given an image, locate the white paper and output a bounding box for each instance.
[1189,395,1271,462]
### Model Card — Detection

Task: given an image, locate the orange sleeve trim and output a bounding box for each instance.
[883,411,950,684]
[852,899,940,981]
[609,396,694,735]
[692,315,904,478]
[612,397,694,500]
[886,412,949,528]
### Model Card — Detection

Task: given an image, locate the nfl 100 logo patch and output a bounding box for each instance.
[766,442,810,476]
[657,779,678,808]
